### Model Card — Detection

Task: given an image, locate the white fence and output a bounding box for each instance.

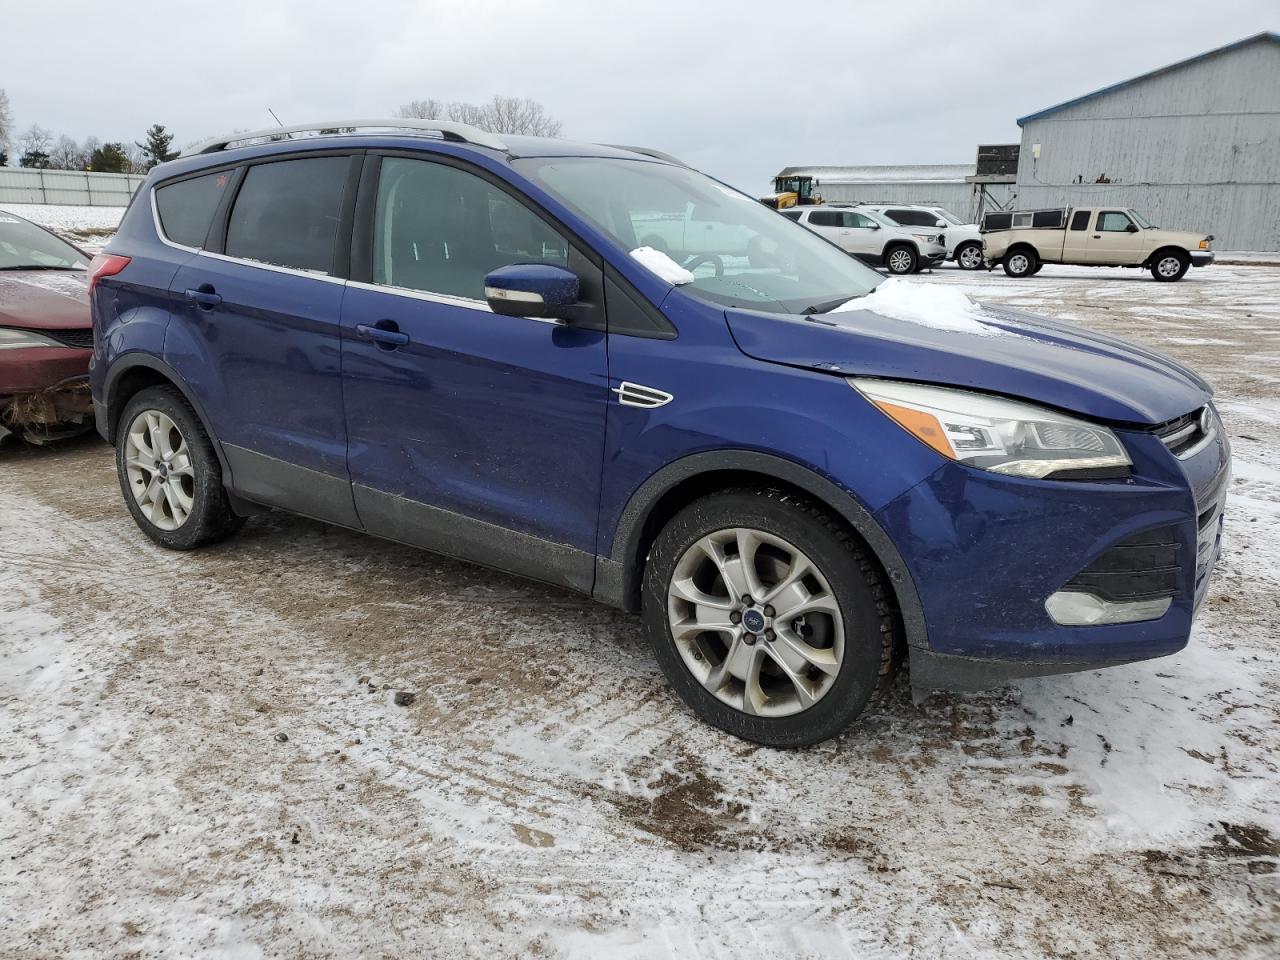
[0,167,146,207]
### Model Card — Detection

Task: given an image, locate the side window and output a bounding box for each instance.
[225,157,350,273]
[849,212,877,229]
[887,209,925,226]
[1070,210,1091,231]
[780,210,803,221]
[155,171,233,248]
[372,157,568,300]
[807,210,842,227]
[1097,211,1133,232]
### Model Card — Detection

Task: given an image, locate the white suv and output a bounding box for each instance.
[860,204,984,270]
[783,206,946,274]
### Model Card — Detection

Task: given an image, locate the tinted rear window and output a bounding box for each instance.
[1070,210,1091,231]
[808,210,841,227]
[225,157,350,273]
[155,171,232,248]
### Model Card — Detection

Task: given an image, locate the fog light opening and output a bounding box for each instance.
[1045,591,1172,626]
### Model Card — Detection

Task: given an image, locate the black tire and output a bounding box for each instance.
[1029,261,1044,275]
[955,241,984,271]
[883,244,917,275]
[641,487,899,747]
[1002,247,1038,277]
[1150,250,1190,282]
[115,385,244,550]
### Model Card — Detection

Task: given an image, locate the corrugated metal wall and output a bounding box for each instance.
[817,181,1014,222]
[0,168,146,207]
[1014,37,1280,251]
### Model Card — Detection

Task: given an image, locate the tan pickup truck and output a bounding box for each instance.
[981,207,1214,281]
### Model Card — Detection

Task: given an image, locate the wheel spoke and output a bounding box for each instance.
[669,575,734,611]
[724,528,767,601]
[739,645,767,716]
[696,534,752,601]
[774,625,841,678]
[703,633,743,693]
[773,589,840,622]
[763,643,818,708]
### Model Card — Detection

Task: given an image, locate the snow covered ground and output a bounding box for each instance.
[1,209,1278,956]
[0,203,125,253]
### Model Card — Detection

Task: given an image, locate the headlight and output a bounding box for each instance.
[0,328,63,351]
[850,379,1131,479]
[911,233,940,244]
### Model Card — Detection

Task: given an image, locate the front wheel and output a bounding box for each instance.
[1003,248,1038,277]
[115,386,244,550]
[956,242,984,270]
[884,245,917,275]
[1151,251,1190,282]
[642,487,899,747]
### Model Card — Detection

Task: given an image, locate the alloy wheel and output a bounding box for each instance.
[666,527,845,717]
[887,249,914,273]
[959,245,983,269]
[124,409,195,530]
[1157,255,1182,278]
[1008,253,1029,275]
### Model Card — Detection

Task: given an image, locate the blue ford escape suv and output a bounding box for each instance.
[89,120,1229,747]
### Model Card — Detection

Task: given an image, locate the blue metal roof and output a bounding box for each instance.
[1017,31,1280,127]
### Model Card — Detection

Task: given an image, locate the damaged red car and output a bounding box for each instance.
[0,210,95,444]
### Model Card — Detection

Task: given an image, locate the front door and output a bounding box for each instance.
[1081,210,1146,265]
[340,155,609,592]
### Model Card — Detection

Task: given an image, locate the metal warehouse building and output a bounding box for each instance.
[770,164,1014,223]
[1013,32,1280,252]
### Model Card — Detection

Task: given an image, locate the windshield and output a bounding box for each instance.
[934,208,965,226]
[1129,209,1155,229]
[516,158,880,314]
[0,214,89,270]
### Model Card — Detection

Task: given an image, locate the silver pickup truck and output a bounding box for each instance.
[981,207,1214,281]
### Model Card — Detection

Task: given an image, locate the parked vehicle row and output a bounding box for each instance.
[981,206,1215,281]
[782,205,948,274]
[87,120,1229,747]
[0,211,94,444]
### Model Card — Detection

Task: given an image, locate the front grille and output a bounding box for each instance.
[1154,406,1214,458]
[20,326,94,349]
[1063,526,1179,603]
[1193,468,1228,611]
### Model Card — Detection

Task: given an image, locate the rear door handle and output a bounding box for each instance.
[355,322,410,348]
[184,286,222,308]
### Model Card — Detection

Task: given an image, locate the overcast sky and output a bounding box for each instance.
[3,0,1275,192]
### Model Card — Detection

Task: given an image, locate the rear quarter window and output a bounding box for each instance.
[225,156,351,273]
[155,171,233,248]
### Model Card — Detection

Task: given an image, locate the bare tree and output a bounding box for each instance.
[0,89,12,160]
[18,124,52,157]
[49,134,85,170]
[395,95,562,137]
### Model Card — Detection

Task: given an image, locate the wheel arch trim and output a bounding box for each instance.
[595,449,929,650]
[103,354,234,485]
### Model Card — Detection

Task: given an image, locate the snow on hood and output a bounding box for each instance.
[629,246,695,285]
[832,278,1002,337]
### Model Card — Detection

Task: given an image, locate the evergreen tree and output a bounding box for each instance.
[88,142,129,173]
[136,124,178,169]
[18,149,51,168]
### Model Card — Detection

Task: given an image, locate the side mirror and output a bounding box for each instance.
[869,221,881,230]
[1126,223,1139,233]
[484,263,580,320]
[936,220,948,229]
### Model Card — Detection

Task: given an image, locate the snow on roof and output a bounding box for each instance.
[1017,31,1280,126]
[774,164,975,184]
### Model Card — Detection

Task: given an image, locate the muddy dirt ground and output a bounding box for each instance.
[3,264,1278,959]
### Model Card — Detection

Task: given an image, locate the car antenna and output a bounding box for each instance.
[267,108,285,127]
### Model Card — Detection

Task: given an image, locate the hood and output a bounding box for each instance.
[1149,228,1209,247]
[0,271,90,331]
[725,294,1211,426]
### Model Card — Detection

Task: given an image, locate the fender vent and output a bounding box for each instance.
[613,382,673,409]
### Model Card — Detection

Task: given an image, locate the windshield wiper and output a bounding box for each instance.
[0,264,83,271]
[802,293,866,315]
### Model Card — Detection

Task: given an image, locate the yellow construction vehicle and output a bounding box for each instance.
[761,174,821,209]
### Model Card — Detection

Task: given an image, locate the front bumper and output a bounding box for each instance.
[923,248,947,267]
[0,345,92,396]
[1190,251,1215,267]
[880,418,1230,691]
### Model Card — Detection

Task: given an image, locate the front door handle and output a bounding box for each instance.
[356,321,410,349]
[184,285,222,309]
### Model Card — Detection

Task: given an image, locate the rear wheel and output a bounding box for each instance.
[1003,247,1038,277]
[115,386,244,550]
[956,242,984,270]
[884,244,917,275]
[1151,250,1189,282]
[642,487,899,747]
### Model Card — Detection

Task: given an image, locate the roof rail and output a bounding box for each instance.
[603,144,688,167]
[181,118,507,157]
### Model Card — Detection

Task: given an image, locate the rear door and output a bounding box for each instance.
[166,152,362,526]
[339,153,609,592]
[1082,210,1146,265]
